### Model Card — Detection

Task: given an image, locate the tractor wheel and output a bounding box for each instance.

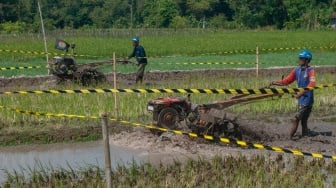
[56,61,70,76]
[80,69,106,86]
[157,107,179,130]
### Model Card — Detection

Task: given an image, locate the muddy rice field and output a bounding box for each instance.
[0,66,335,160]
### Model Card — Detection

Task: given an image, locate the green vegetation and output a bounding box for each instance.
[3,156,336,187]
[2,3,336,186]
[1,1,335,31]
[2,30,336,58]
[0,72,334,146]
[1,30,336,77]
[2,51,336,77]
[0,30,335,145]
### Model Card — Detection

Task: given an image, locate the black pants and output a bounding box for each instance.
[295,105,312,121]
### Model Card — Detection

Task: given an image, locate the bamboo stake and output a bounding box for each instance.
[256,46,259,78]
[37,0,49,75]
[113,53,118,119]
[101,113,112,188]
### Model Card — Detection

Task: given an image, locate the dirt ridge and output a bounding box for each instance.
[1,66,335,90]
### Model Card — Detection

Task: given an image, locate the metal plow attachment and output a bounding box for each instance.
[202,93,284,110]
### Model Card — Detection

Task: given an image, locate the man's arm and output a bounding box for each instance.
[275,70,296,85]
[128,48,135,59]
[307,69,315,87]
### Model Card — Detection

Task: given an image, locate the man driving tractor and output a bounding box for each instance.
[271,50,315,140]
[127,36,148,84]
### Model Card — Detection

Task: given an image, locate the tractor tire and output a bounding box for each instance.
[55,59,76,76]
[56,61,71,76]
[79,68,106,86]
[157,107,179,130]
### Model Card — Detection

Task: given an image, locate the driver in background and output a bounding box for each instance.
[127,36,148,84]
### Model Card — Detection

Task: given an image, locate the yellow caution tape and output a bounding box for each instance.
[0,61,257,71]
[0,49,102,58]
[158,62,269,65]
[1,45,335,59]
[0,66,45,71]
[0,84,334,96]
[0,105,99,119]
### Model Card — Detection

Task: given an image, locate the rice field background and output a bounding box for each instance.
[1,29,336,187]
[0,29,335,134]
[1,29,336,77]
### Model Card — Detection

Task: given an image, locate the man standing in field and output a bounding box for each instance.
[127,36,148,84]
[271,50,315,140]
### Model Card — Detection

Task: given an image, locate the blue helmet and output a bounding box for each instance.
[298,49,312,62]
[132,36,139,43]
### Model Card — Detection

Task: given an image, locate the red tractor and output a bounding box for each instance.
[148,93,283,140]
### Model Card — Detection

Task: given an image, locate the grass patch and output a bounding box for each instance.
[0,73,334,124]
[1,30,336,77]
[0,121,131,147]
[321,117,336,123]
[2,155,335,187]
[1,51,335,77]
[2,30,336,58]
[0,72,334,146]
[0,29,335,145]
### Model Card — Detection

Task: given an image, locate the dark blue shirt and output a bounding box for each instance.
[128,45,147,64]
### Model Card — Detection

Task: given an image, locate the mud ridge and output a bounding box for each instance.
[0,66,335,90]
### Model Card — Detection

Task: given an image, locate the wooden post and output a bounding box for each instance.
[113,53,118,119]
[101,113,112,188]
[256,46,259,78]
[37,0,49,75]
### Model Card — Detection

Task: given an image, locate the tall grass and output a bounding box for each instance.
[1,30,336,77]
[2,30,336,58]
[0,73,334,129]
[3,155,335,187]
[0,29,335,145]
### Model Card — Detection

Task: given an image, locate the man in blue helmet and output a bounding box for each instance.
[127,36,148,84]
[271,50,315,140]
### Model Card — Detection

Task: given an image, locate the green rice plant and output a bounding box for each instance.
[3,155,335,187]
[1,29,336,77]
[2,30,336,58]
[0,71,334,146]
[1,51,335,77]
[0,73,334,125]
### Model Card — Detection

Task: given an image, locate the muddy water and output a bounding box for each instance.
[0,141,143,184]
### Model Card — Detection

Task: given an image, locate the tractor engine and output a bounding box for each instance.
[147,96,192,130]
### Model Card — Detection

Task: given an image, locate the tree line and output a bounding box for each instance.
[1,0,335,33]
